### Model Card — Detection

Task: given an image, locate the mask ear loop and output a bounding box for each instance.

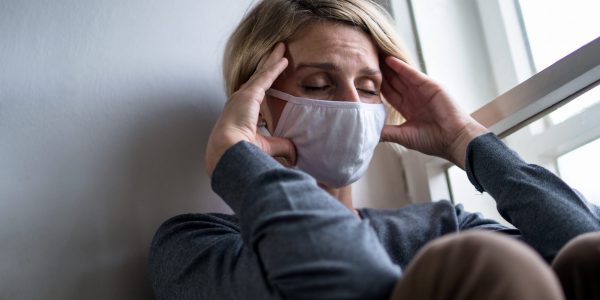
[257,114,272,137]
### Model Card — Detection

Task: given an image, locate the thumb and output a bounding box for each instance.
[380,123,419,147]
[257,135,297,166]
[380,124,404,143]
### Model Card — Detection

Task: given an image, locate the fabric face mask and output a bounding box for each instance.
[264,89,386,188]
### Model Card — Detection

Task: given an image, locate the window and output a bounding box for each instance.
[519,0,600,72]
[520,0,600,149]
[384,1,599,213]
[443,0,600,223]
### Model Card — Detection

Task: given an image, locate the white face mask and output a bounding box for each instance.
[264,89,386,188]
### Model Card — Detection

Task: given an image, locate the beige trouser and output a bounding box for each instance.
[552,232,600,300]
[389,231,600,300]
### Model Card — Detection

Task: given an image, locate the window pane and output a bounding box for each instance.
[548,85,600,125]
[518,0,600,126]
[519,0,600,71]
[557,138,600,206]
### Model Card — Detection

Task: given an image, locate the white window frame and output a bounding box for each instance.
[475,0,600,175]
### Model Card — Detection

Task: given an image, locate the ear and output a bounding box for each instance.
[259,99,273,132]
[257,112,267,127]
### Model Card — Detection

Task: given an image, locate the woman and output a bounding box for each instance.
[149,1,600,299]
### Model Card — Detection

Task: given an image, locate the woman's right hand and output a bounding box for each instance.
[205,43,296,177]
[380,56,489,169]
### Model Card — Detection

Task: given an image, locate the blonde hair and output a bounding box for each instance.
[223,0,412,127]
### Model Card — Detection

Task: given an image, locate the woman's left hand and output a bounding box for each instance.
[380,56,489,168]
[205,43,296,177]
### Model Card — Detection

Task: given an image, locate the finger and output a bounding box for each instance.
[385,56,430,86]
[260,135,297,165]
[240,42,287,91]
[381,58,412,102]
[380,124,400,143]
[380,123,417,147]
[256,42,286,72]
[381,79,414,118]
[255,51,270,72]
[381,79,403,107]
[244,43,288,91]
[235,60,287,108]
[223,44,288,134]
[382,65,409,95]
[245,57,288,94]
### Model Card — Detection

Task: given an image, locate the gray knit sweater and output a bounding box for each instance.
[149,133,600,300]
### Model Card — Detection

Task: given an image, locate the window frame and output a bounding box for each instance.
[390,0,600,203]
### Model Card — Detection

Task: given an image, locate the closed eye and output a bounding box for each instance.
[359,89,379,96]
[303,85,331,91]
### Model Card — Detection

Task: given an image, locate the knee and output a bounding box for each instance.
[553,232,600,270]
[392,231,563,300]
[423,230,527,262]
[551,232,600,300]
[418,230,554,279]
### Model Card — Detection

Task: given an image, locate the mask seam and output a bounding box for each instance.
[352,109,369,178]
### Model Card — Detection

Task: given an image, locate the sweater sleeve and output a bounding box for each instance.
[149,213,283,300]
[464,133,600,259]
[150,141,400,300]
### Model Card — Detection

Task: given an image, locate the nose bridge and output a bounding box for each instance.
[336,80,360,102]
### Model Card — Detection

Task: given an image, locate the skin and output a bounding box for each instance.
[263,22,384,132]
[205,22,489,219]
[262,22,384,216]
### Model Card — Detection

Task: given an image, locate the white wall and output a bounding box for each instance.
[411,0,497,112]
[0,1,409,298]
[353,144,409,209]
[0,1,252,298]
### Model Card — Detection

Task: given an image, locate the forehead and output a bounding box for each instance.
[286,21,380,69]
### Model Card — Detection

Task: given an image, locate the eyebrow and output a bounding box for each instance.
[295,62,381,76]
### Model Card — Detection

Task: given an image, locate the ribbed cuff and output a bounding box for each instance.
[465,132,509,193]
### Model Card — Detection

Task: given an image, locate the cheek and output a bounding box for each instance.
[265,97,287,132]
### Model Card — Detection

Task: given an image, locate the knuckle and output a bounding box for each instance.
[231,88,263,102]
